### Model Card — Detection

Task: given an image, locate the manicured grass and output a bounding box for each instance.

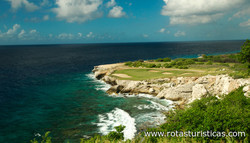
[112,68,197,80]
[112,62,244,80]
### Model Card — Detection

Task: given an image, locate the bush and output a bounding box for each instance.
[155,57,171,62]
[163,63,172,68]
[163,57,171,62]
[184,59,195,65]
[30,131,52,143]
[156,64,162,68]
[150,87,249,142]
[107,125,126,141]
[155,58,163,62]
[146,64,156,68]
[238,39,250,63]
[206,61,213,65]
[125,61,133,66]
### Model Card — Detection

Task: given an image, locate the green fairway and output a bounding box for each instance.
[111,62,245,80]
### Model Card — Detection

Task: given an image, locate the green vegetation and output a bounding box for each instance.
[29,88,249,143]
[122,40,250,79]
[112,68,196,80]
[107,125,126,141]
[30,131,51,143]
[146,87,249,142]
[238,39,250,63]
[155,57,171,62]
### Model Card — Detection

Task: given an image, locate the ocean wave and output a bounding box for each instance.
[95,108,136,140]
[135,112,166,127]
[85,73,111,91]
[133,100,172,111]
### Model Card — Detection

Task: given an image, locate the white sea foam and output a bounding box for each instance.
[86,73,111,91]
[135,112,167,127]
[96,108,136,140]
[133,100,171,111]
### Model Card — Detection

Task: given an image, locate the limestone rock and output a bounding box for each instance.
[94,71,107,80]
[156,84,194,101]
[191,84,207,102]
[243,85,250,97]
[106,85,124,94]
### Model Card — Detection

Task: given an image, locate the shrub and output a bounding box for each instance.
[150,87,249,142]
[184,59,195,65]
[155,58,163,62]
[163,63,172,68]
[156,64,162,68]
[30,131,52,143]
[163,57,171,62]
[125,61,133,66]
[206,61,213,65]
[147,64,156,68]
[107,125,126,141]
[238,39,250,63]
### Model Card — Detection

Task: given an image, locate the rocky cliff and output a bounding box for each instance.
[93,64,250,104]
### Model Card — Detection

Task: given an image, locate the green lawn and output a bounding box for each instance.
[112,68,197,80]
[111,62,243,81]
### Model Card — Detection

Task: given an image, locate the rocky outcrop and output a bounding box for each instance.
[156,84,194,101]
[93,64,250,104]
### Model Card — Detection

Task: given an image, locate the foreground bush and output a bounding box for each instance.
[147,87,249,142]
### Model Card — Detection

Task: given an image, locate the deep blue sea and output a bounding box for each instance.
[0,41,244,142]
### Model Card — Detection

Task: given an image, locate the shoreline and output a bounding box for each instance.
[92,63,250,106]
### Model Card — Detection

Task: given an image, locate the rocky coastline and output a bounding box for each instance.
[92,63,250,106]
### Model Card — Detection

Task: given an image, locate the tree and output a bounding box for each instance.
[238,39,250,63]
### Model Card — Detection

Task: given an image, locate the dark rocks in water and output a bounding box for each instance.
[106,85,124,94]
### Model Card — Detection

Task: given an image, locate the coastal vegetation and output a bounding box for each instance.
[118,40,250,80]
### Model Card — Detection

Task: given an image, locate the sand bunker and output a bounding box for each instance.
[113,74,132,78]
[162,72,172,75]
[149,70,160,72]
[181,73,192,75]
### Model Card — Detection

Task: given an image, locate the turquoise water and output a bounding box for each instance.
[0,41,244,142]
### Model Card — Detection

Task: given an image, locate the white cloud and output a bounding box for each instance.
[53,0,103,23]
[18,29,25,38]
[78,33,82,37]
[174,31,186,37]
[106,0,116,8]
[159,28,170,34]
[143,34,149,38]
[86,32,94,38]
[43,15,49,21]
[239,19,250,27]
[29,29,37,34]
[7,0,39,12]
[0,24,40,40]
[108,6,126,18]
[159,28,165,33]
[58,33,74,39]
[6,24,20,35]
[161,0,247,25]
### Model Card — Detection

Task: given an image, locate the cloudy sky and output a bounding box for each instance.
[0,0,249,45]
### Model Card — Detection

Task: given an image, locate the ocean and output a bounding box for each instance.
[0,41,244,142]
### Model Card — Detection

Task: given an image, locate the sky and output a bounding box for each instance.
[0,0,249,45]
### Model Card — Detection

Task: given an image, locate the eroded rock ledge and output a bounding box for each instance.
[92,64,250,104]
